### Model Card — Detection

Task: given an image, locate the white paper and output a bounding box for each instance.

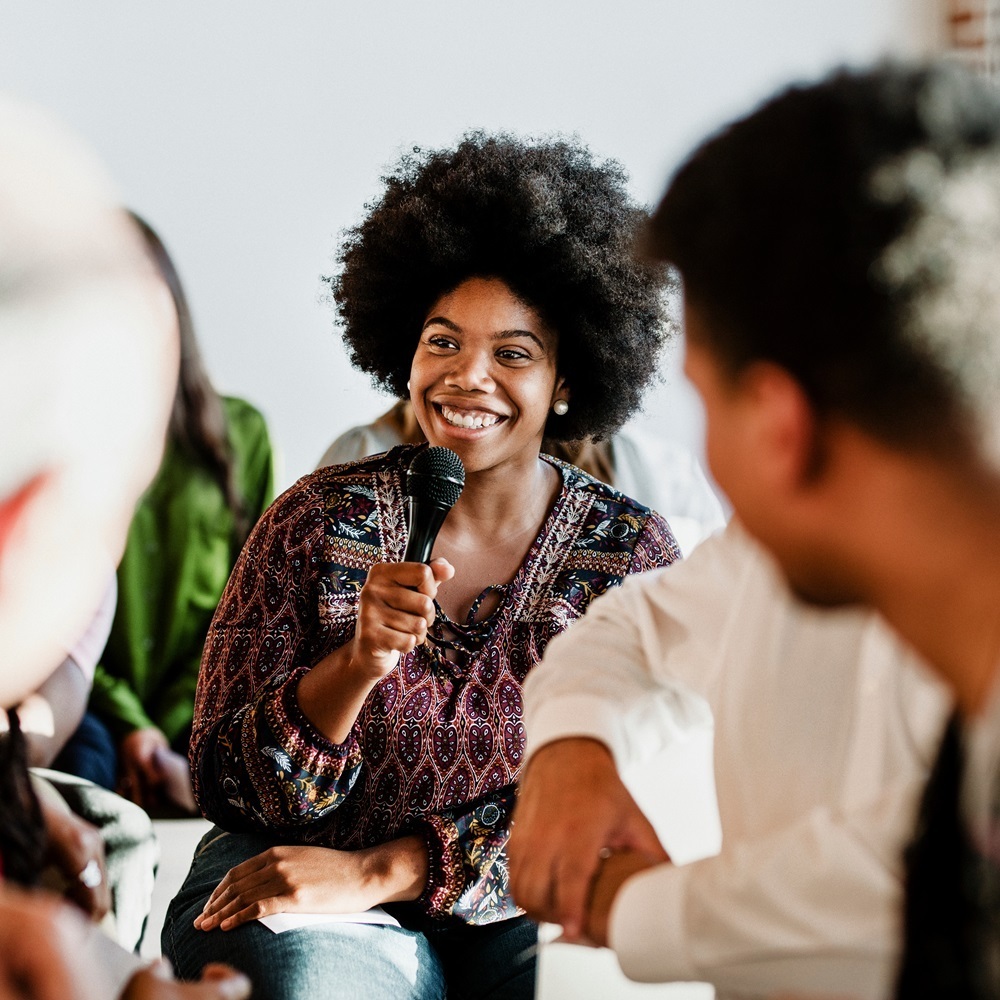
[258,906,401,934]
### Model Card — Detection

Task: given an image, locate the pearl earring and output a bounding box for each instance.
[553,399,569,416]
[407,380,411,391]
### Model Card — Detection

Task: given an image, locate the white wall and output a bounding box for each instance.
[0,1,940,489]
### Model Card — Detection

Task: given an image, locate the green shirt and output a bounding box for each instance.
[89,396,275,744]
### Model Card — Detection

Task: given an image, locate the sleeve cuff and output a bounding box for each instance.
[416,814,465,918]
[609,862,698,983]
[524,692,633,769]
[267,664,362,773]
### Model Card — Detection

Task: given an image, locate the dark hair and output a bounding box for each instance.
[129,213,252,542]
[648,62,1000,454]
[329,133,674,441]
[0,710,45,886]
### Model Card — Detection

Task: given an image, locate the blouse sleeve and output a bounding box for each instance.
[415,785,520,923]
[190,480,363,837]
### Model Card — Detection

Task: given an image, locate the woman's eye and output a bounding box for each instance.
[497,348,530,362]
[426,336,457,351]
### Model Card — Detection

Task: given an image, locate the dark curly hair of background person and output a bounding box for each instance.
[328,132,675,442]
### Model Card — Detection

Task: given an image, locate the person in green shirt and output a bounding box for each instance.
[56,214,275,817]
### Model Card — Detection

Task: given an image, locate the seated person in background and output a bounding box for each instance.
[511,520,949,999]
[0,92,250,1000]
[320,400,726,556]
[527,61,1000,998]
[57,214,275,818]
[164,132,679,1000]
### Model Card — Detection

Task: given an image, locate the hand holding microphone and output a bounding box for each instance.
[352,448,464,680]
[298,448,466,742]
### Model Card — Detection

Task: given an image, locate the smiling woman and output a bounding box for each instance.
[163,133,679,1000]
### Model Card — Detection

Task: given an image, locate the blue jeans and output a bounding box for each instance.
[54,710,118,790]
[163,828,537,1000]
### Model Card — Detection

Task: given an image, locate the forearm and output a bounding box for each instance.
[295,641,382,745]
[607,791,916,998]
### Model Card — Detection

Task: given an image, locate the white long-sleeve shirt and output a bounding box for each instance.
[523,522,951,999]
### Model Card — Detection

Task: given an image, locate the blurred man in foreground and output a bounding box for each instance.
[513,61,1000,998]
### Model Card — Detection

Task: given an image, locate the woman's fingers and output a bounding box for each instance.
[367,607,432,642]
[199,883,288,931]
[197,852,306,932]
[356,565,442,664]
[199,854,272,921]
[367,588,435,625]
[367,561,439,597]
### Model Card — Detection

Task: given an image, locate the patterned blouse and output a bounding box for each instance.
[191,445,678,924]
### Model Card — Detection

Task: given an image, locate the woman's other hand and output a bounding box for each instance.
[193,837,428,932]
[351,558,454,678]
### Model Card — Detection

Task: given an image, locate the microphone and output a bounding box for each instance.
[403,447,465,563]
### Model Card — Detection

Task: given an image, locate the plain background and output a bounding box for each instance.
[1,1,942,490]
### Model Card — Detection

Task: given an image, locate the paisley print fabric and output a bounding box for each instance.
[191,445,678,923]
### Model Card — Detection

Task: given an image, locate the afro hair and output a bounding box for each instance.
[328,132,675,441]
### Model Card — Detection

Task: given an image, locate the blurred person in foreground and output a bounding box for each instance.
[0,92,250,1000]
[512,516,948,999]
[516,61,1000,999]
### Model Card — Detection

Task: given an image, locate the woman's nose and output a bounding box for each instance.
[445,350,494,391]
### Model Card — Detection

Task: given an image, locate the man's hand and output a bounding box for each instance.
[508,737,669,940]
[122,959,250,1000]
[193,837,428,932]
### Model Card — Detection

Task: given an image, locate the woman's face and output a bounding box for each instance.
[410,276,567,476]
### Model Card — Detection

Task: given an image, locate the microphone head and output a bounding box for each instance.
[406,446,465,509]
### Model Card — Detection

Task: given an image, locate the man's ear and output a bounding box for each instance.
[0,473,48,561]
[741,361,824,493]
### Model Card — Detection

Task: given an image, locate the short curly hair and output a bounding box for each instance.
[328,132,674,441]
[648,62,1000,456]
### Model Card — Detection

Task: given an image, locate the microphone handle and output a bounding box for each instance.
[403,499,450,564]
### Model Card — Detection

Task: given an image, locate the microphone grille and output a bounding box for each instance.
[406,447,465,508]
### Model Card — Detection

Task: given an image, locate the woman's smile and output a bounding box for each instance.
[435,402,507,432]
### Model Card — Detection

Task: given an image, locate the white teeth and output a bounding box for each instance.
[440,405,500,429]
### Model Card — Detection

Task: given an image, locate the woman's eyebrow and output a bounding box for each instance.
[493,329,545,351]
[422,316,461,332]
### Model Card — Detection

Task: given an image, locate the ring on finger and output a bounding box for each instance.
[78,859,103,888]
